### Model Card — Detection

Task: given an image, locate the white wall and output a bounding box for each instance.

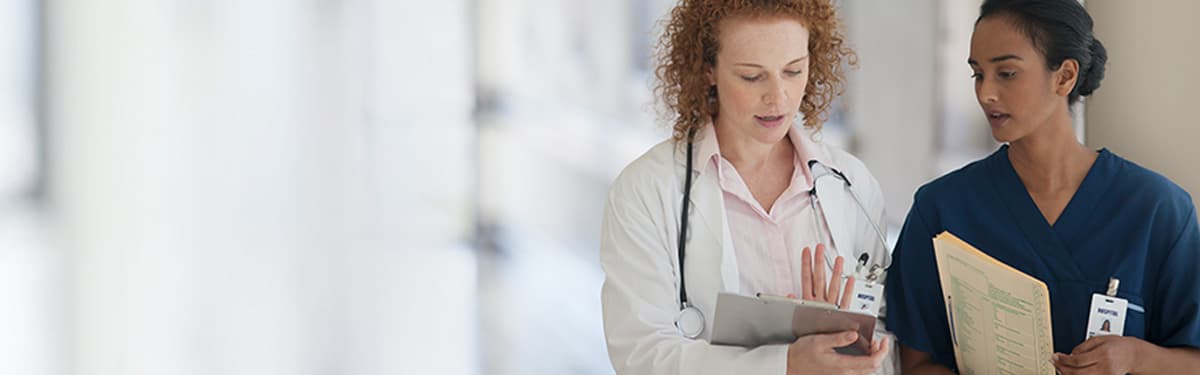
[1086,2,1200,206]
[845,0,941,225]
[40,0,570,373]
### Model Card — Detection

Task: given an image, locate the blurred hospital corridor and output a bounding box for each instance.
[0,0,1197,374]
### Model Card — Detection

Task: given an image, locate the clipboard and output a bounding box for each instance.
[709,292,876,355]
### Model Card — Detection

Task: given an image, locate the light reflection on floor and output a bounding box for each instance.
[476,237,612,375]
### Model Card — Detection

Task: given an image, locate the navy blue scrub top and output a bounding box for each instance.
[886,145,1200,371]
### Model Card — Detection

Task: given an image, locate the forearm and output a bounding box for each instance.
[1135,344,1200,374]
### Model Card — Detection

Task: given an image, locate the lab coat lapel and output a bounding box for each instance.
[675,145,739,294]
[688,168,739,293]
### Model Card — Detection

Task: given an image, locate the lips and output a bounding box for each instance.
[754,114,786,128]
[986,111,1011,128]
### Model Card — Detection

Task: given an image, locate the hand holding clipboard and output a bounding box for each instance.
[709,245,888,358]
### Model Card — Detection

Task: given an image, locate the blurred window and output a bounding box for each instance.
[0,0,39,203]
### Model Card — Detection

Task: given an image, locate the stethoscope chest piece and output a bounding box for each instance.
[674,303,704,339]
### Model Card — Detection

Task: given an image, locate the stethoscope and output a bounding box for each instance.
[673,129,891,339]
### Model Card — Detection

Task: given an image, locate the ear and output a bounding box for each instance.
[1054,58,1080,97]
[705,64,716,86]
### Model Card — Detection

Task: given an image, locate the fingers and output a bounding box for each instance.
[843,336,890,373]
[837,355,884,373]
[1052,359,1079,375]
[835,336,889,372]
[814,244,827,302]
[815,331,859,349]
[1052,354,1087,374]
[828,255,844,305]
[1070,335,1111,355]
[868,336,891,364]
[1063,349,1105,368]
[1055,336,1112,371]
[801,247,814,300]
[1052,351,1100,370]
[802,332,886,373]
[844,338,892,372]
[839,276,856,310]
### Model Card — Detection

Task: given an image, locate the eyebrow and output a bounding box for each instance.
[967,54,1023,65]
[733,55,809,68]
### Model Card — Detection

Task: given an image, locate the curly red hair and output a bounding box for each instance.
[654,0,856,140]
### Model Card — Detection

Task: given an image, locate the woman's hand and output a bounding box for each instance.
[1052,335,1145,374]
[800,243,855,309]
[786,331,890,375]
[785,244,886,374]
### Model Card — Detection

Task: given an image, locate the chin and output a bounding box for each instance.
[754,127,790,145]
[989,126,1020,143]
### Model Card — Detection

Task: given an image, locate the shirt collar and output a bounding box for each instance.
[692,122,840,186]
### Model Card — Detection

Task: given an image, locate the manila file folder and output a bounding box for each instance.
[933,231,1054,375]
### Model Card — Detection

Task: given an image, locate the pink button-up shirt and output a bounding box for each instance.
[694,124,839,297]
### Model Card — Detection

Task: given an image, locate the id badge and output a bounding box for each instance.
[847,278,882,317]
[1085,293,1127,339]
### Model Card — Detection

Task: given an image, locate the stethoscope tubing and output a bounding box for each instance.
[673,130,889,338]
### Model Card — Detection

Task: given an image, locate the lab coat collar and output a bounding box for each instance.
[790,126,841,189]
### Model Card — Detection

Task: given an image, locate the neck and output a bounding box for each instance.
[1007,108,1095,192]
[713,120,792,175]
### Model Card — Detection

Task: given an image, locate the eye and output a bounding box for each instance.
[740,74,763,82]
[784,70,803,77]
[970,72,983,81]
[999,71,1017,79]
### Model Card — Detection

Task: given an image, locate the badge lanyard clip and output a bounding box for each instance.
[1086,278,1128,339]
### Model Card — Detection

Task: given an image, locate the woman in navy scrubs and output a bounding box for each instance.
[885,0,1200,374]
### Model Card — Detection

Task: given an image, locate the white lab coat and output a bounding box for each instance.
[599,129,899,374]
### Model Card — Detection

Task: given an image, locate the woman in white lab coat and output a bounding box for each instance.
[599,1,897,374]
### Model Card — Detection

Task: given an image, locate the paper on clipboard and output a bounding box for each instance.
[933,231,1054,375]
[708,292,875,355]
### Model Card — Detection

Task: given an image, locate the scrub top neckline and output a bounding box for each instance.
[986,145,1117,282]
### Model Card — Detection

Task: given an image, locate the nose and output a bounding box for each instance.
[976,78,998,105]
[763,77,789,106]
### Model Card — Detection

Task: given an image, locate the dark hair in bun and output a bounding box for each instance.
[979,0,1107,105]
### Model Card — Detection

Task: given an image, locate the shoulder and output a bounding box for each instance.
[912,148,998,206]
[1106,150,1194,205]
[607,139,679,203]
[1104,150,1196,224]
